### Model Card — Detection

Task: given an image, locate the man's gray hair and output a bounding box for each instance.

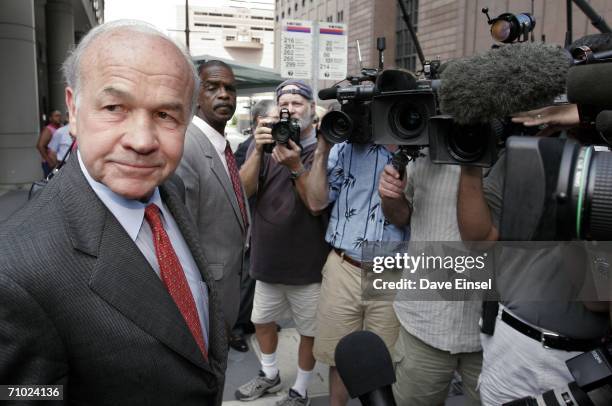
[62,19,200,116]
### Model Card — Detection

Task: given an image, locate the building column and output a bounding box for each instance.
[46,0,74,113]
[0,0,41,185]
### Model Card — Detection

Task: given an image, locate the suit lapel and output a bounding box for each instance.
[59,157,213,373]
[191,123,246,232]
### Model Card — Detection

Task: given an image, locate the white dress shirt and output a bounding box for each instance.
[192,115,229,176]
[77,152,209,347]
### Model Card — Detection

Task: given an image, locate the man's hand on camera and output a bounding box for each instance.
[378,164,407,200]
[315,133,334,154]
[253,121,275,153]
[512,104,580,137]
[272,139,302,171]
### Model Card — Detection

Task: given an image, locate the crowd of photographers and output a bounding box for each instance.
[231,32,612,406]
[8,19,612,405]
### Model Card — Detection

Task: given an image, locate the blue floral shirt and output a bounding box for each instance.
[325,143,410,261]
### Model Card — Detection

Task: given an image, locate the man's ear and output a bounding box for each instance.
[65,87,78,138]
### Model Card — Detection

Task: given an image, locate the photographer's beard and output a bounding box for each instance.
[297,106,316,136]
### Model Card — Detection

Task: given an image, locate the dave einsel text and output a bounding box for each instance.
[0,385,63,401]
[372,252,487,274]
[373,278,492,290]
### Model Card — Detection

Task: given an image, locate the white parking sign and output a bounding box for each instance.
[280,20,313,79]
[318,23,347,80]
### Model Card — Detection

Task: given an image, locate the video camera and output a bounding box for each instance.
[500,59,612,241]
[318,38,437,149]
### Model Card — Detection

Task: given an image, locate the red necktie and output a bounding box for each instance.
[225,142,249,229]
[144,204,208,359]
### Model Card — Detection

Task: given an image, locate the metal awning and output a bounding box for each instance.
[192,55,283,96]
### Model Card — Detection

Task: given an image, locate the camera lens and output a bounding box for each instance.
[448,124,489,162]
[555,141,612,240]
[389,101,427,140]
[491,20,512,42]
[320,110,354,144]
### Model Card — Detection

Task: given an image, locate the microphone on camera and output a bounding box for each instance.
[319,87,340,100]
[567,62,612,108]
[438,42,570,124]
[334,331,397,406]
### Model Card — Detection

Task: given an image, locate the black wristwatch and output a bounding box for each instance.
[290,166,307,180]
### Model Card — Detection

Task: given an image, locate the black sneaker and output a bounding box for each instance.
[235,370,282,401]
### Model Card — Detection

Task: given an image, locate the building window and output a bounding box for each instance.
[395,0,419,72]
[326,15,332,22]
[276,15,279,21]
[302,0,305,6]
[337,10,344,22]
[226,36,236,41]
[288,8,291,15]
[295,3,298,11]
[253,37,262,44]
[282,11,285,18]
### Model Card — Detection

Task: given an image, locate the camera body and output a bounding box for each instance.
[503,343,612,406]
[264,108,301,153]
[319,83,376,145]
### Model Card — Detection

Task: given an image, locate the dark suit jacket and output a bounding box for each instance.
[0,156,227,405]
[175,122,249,328]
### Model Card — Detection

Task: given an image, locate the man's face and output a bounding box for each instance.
[277,87,314,133]
[198,65,237,128]
[50,111,62,125]
[66,31,193,201]
[255,107,279,128]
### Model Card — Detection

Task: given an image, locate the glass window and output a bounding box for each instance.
[395,0,419,72]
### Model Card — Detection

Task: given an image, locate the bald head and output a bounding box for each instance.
[63,20,199,115]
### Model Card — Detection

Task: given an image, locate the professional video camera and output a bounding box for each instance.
[263,107,301,154]
[318,37,436,148]
[503,342,612,406]
[319,1,568,169]
[500,59,612,241]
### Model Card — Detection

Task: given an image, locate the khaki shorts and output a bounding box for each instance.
[251,280,320,337]
[313,250,399,365]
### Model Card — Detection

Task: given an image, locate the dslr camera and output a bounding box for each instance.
[264,108,301,154]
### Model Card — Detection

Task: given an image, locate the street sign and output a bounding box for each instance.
[280,20,313,79]
[318,22,347,80]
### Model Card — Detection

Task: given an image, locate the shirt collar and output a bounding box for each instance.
[301,127,317,149]
[192,115,227,153]
[77,151,163,241]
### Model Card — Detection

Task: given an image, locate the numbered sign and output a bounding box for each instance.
[318,23,347,80]
[280,20,313,79]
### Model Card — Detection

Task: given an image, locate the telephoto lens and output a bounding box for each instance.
[501,136,612,241]
[556,141,612,241]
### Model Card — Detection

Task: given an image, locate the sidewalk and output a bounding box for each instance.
[223,327,467,406]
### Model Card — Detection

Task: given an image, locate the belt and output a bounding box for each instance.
[501,310,603,352]
[333,248,362,268]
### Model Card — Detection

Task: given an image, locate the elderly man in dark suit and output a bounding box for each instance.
[0,20,227,405]
[175,60,249,350]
